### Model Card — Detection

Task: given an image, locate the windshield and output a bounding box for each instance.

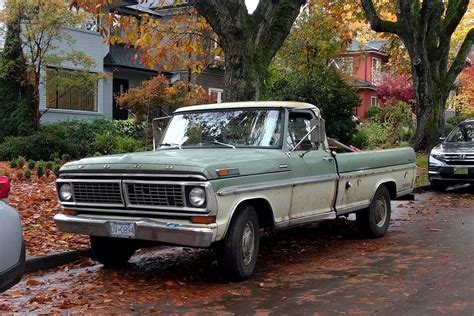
[160,109,284,149]
[446,122,474,143]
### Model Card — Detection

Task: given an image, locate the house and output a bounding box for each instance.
[333,40,389,119]
[39,1,224,124]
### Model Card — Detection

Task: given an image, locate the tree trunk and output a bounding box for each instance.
[32,71,41,131]
[194,0,306,102]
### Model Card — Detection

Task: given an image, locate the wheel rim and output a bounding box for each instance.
[374,195,388,228]
[242,221,255,266]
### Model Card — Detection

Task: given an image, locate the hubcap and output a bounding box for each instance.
[242,221,255,266]
[374,195,388,228]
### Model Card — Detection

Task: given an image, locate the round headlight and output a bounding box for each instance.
[59,183,73,201]
[189,187,206,207]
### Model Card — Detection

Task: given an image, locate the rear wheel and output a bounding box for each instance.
[90,236,136,267]
[215,205,260,281]
[357,185,391,238]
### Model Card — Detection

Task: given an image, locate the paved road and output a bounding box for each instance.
[0,186,473,314]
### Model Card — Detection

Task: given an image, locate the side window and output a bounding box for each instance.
[287,111,315,151]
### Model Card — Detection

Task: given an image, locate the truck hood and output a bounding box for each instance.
[60,149,290,179]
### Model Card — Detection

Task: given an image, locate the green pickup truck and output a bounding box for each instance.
[54,102,416,280]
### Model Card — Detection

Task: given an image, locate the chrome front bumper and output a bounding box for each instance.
[54,214,215,248]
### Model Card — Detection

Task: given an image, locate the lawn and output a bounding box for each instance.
[416,153,429,187]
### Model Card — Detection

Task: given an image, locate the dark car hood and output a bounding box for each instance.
[435,142,474,153]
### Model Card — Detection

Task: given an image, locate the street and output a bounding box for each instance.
[0,186,473,315]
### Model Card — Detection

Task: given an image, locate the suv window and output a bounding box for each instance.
[447,122,474,143]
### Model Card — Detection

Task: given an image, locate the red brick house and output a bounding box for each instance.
[333,40,389,119]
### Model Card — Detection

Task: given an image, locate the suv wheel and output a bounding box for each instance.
[90,236,136,267]
[357,185,391,238]
[215,205,260,281]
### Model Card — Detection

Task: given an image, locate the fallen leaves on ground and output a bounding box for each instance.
[0,162,89,256]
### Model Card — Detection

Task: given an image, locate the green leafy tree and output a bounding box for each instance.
[0,0,106,130]
[360,0,474,152]
[264,68,360,144]
[0,11,34,141]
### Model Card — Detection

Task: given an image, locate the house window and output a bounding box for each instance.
[46,68,98,112]
[209,88,224,103]
[371,96,379,107]
[372,57,382,84]
[335,57,353,76]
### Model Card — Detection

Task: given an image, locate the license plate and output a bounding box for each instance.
[109,222,135,238]
[454,167,469,175]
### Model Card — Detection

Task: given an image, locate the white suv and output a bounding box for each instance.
[0,177,25,293]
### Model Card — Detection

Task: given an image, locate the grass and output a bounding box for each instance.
[416,153,429,187]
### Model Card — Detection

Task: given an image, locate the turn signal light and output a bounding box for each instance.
[0,177,11,199]
[191,216,216,224]
[63,209,79,216]
[216,168,240,177]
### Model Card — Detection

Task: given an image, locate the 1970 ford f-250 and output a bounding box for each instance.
[54,102,416,280]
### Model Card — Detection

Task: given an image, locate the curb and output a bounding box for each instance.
[25,249,93,273]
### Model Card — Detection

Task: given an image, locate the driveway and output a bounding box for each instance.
[1,186,473,314]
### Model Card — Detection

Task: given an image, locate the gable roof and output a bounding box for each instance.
[346,40,389,55]
[104,45,159,72]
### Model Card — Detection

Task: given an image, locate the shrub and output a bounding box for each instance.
[23,170,31,179]
[61,154,71,162]
[27,159,35,170]
[10,158,17,168]
[357,122,391,149]
[92,131,142,155]
[351,129,369,149]
[17,156,26,168]
[0,132,70,161]
[53,164,61,176]
[45,161,53,171]
[37,164,44,178]
[367,106,381,121]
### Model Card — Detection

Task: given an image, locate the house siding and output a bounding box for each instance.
[39,27,111,123]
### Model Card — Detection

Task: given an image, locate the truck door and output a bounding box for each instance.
[287,110,338,219]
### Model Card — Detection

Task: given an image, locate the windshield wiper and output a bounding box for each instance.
[160,143,182,149]
[213,140,236,149]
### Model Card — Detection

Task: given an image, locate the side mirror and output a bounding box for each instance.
[310,118,326,145]
[439,137,446,142]
[152,116,171,150]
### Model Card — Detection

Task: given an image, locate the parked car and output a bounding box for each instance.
[0,177,25,293]
[54,102,416,280]
[429,119,474,191]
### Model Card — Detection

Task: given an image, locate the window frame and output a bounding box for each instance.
[371,96,379,108]
[372,57,382,84]
[46,67,99,112]
[208,87,224,103]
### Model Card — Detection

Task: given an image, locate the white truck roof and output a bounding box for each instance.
[175,101,320,115]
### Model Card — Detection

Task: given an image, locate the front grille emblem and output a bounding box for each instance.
[104,164,111,169]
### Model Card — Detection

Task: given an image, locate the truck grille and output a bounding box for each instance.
[73,182,123,205]
[126,183,185,207]
[443,153,474,165]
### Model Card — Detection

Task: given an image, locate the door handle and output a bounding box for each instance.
[323,157,334,162]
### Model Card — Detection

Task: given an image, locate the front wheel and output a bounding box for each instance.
[90,236,136,267]
[215,205,260,281]
[357,185,391,238]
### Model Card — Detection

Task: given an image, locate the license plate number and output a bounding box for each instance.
[454,167,469,175]
[110,222,135,238]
